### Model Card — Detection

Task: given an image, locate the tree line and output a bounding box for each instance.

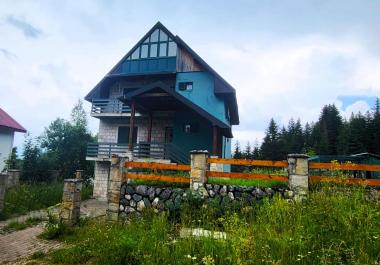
[3,100,95,182]
[234,98,380,160]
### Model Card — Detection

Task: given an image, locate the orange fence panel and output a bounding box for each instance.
[207,158,288,167]
[309,175,380,186]
[206,171,288,182]
[125,161,190,171]
[124,172,190,183]
[309,162,380,172]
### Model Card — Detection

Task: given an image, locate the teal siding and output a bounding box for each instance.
[222,136,231,172]
[116,57,176,75]
[172,110,213,156]
[176,72,229,126]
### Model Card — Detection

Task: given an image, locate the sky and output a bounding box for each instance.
[1,0,380,151]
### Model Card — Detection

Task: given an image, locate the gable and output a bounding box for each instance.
[112,25,178,75]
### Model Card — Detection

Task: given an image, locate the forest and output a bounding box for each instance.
[234,98,380,160]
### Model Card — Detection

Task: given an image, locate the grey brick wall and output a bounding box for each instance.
[93,161,110,200]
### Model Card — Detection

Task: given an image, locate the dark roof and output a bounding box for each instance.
[0,108,27,133]
[120,81,233,137]
[84,22,239,125]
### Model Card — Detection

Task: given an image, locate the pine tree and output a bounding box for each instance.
[260,119,283,160]
[244,142,252,159]
[233,141,243,159]
[252,139,260,159]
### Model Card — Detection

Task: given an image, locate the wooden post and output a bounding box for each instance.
[128,100,136,151]
[212,126,218,156]
[147,112,153,143]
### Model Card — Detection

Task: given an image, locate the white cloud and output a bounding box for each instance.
[342,100,371,119]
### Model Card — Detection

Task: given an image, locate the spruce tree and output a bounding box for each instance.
[261,119,283,160]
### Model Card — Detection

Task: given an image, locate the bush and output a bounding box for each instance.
[39,212,68,240]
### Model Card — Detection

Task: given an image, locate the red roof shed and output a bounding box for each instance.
[0,107,27,133]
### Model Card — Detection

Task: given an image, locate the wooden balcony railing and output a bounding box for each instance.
[91,99,130,115]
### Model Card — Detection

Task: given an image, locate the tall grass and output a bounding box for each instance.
[0,182,93,220]
[44,185,380,264]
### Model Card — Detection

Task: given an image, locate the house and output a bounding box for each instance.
[0,108,26,171]
[85,22,239,199]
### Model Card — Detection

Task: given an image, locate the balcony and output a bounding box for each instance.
[91,99,131,117]
[86,142,190,164]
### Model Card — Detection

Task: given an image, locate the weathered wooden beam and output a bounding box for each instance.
[212,126,218,156]
[207,157,288,167]
[147,113,153,143]
[128,100,136,151]
[125,161,191,171]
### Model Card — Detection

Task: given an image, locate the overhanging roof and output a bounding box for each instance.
[0,107,27,133]
[120,81,233,137]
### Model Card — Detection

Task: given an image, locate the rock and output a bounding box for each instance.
[234,191,242,199]
[174,195,182,208]
[130,200,136,207]
[133,194,142,202]
[119,212,127,219]
[228,186,235,192]
[165,199,174,210]
[235,186,244,192]
[136,185,147,196]
[159,189,172,200]
[155,188,162,196]
[120,198,128,206]
[147,187,156,200]
[265,188,274,197]
[206,184,213,190]
[125,185,135,194]
[119,204,124,211]
[137,200,146,212]
[125,194,131,200]
[125,206,136,213]
[143,197,151,208]
[284,190,294,199]
[120,185,127,197]
[152,197,160,207]
[253,188,264,199]
[228,192,234,200]
[208,189,215,198]
[220,185,227,196]
[244,194,254,203]
[213,184,220,193]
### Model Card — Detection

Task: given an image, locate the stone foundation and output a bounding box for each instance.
[119,184,291,217]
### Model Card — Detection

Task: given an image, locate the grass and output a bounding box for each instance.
[0,182,94,220]
[39,184,380,265]
[208,177,287,187]
[1,217,42,233]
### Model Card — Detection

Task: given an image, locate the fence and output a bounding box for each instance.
[106,151,380,221]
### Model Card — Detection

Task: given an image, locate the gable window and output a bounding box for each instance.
[178,82,193,91]
[126,28,177,61]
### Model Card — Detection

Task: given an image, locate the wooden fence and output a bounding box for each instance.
[123,155,380,187]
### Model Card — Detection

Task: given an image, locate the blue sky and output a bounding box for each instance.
[0,0,379,150]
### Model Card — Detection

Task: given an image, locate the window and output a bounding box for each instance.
[117,126,138,144]
[126,28,177,61]
[178,82,193,91]
[141,44,148,58]
[183,123,199,133]
[150,44,158,57]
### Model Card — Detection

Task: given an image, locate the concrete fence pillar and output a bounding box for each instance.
[60,178,83,226]
[287,154,309,201]
[76,170,84,180]
[7,169,20,188]
[0,174,7,212]
[106,155,127,222]
[190,150,209,191]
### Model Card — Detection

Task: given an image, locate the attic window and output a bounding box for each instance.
[178,82,193,91]
[126,28,177,60]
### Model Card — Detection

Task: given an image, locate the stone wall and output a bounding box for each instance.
[119,183,291,217]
